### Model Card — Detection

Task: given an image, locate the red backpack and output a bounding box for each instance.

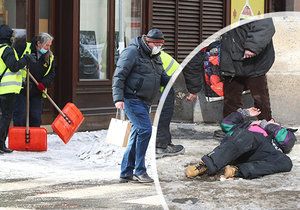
[202,42,223,97]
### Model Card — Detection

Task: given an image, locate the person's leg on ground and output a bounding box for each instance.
[201,130,261,176]
[234,139,292,179]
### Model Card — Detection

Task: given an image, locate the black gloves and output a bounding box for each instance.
[23,53,37,63]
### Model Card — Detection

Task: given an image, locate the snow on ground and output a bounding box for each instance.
[0,130,154,182]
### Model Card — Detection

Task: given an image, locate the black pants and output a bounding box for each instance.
[0,93,16,147]
[156,88,175,149]
[13,94,43,127]
[202,129,292,179]
[223,75,272,120]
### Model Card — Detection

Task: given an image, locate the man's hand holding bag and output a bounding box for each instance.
[106,109,131,147]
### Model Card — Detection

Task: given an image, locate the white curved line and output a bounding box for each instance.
[151,11,300,210]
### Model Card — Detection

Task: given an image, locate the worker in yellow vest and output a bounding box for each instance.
[0,24,35,154]
[13,32,55,127]
[156,51,185,158]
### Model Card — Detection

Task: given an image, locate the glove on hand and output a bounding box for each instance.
[24,53,37,63]
[37,82,46,91]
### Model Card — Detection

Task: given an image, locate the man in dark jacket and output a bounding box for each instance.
[220,18,275,120]
[13,32,55,127]
[112,29,169,183]
[185,107,297,179]
[0,24,34,154]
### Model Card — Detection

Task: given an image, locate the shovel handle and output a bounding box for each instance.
[28,72,72,124]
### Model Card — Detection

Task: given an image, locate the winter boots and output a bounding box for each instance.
[185,161,207,178]
[156,144,185,159]
[0,141,13,153]
[223,165,238,179]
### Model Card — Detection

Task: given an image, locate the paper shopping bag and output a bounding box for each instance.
[106,110,131,147]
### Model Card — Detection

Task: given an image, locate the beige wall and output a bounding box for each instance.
[266,16,300,125]
[295,1,300,11]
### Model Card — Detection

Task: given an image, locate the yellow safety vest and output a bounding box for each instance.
[159,51,180,92]
[20,42,54,80]
[20,42,54,98]
[20,42,32,80]
[0,44,23,95]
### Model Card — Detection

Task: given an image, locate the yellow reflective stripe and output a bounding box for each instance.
[165,58,175,74]
[20,43,31,80]
[44,55,54,76]
[0,81,22,86]
[3,71,22,76]
[21,42,32,57]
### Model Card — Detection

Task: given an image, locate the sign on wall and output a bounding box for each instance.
[231,0,265,24]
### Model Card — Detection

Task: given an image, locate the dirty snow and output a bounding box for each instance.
[0,130,154,182]
[156,123,300,210]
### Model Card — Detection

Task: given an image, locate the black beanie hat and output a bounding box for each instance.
[0,24,13,40]
[146,28,164,40]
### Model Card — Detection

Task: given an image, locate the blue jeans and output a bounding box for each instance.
[13,94,43,127]
[120,98,152,177]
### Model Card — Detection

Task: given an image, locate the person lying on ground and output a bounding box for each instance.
[185,107,297,180]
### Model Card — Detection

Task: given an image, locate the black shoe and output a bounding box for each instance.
[0,145,13,153]
[213,129,226,141]
[0,150,4,155]
[156,144,185,159]
[119,175,136,183]
[133,173,154,183]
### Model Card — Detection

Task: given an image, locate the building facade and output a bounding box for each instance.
[0,0,296,130]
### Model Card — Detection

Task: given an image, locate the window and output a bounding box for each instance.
[39,0,50,33]
[115,0,142,62]
[79,0,108,80]
[0,0,27,40]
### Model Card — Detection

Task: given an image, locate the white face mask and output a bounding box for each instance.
[151,46,162,55]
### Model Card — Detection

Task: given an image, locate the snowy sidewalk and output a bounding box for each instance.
[0,130,162,209]
[157,123,300,209]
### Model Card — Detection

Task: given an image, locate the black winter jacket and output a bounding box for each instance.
[182,50,205,94]
[112,36,169,105]
[220,18,275,77]
[15,39,55,97]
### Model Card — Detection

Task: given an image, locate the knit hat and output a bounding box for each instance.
[0,24,13,41]
[145,28,165,43]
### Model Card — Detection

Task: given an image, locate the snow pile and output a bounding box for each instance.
[0,130,154,181]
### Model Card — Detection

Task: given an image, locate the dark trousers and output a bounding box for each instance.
[223,75,272,120]
[156,88,175,149]
[0,93,16,147]
[202,130,292,179]
[13,94,43,127]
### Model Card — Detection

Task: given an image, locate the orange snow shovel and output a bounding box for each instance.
[9,69,47,151]
[28,72,84,144]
